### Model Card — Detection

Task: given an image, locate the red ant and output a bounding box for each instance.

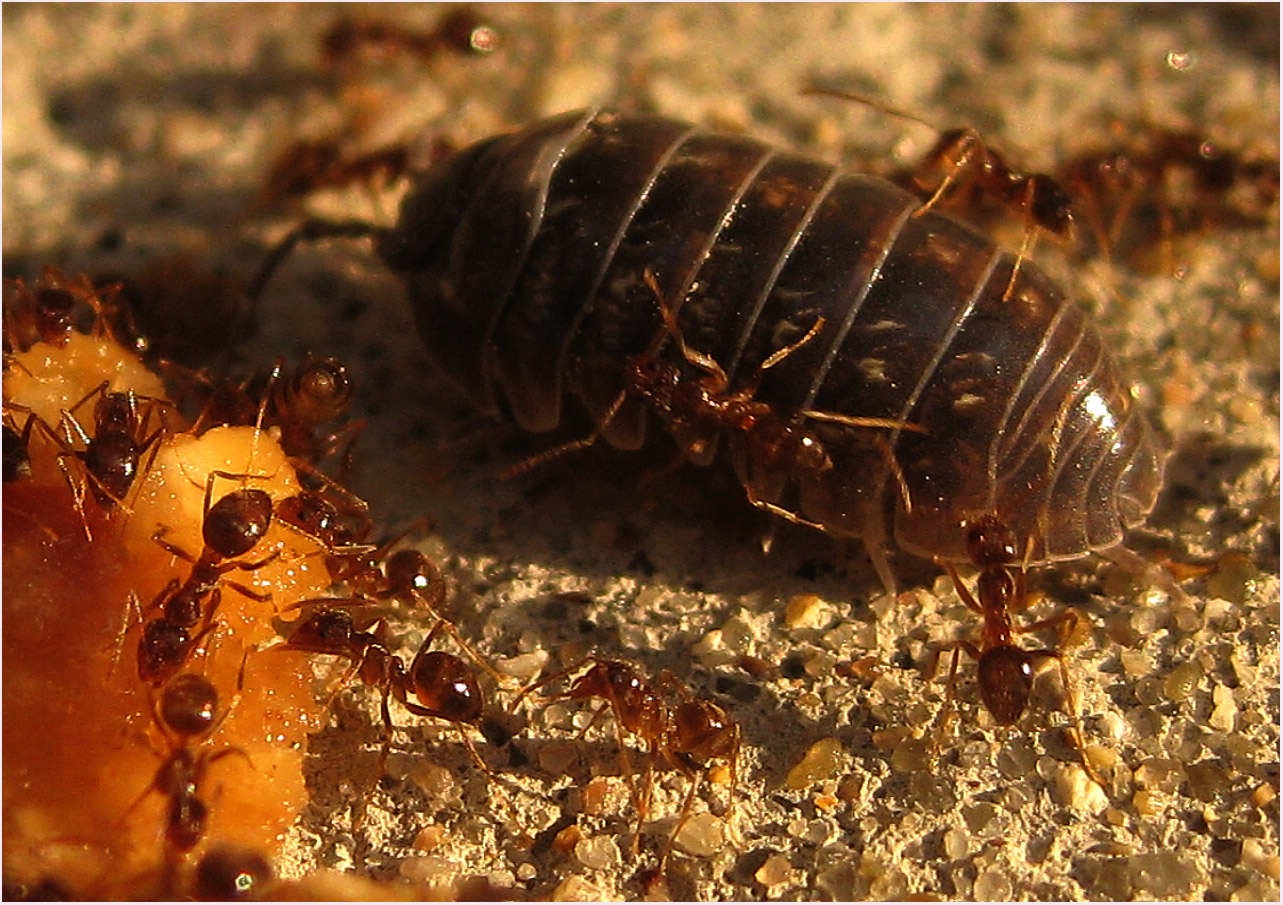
[3,267,141,355]
[512,657,740,876]
[929,513,1102,786]
[320,7,499,68]
[123,673,248,878]
[4,383,172,540]
[130,473,278,686]
[623,269,921,592]
[275,598,502,820]
[1056,126,1279,275]
[803,86,1077,302]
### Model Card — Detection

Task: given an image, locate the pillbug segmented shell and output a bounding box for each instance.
[372,108,1164,578]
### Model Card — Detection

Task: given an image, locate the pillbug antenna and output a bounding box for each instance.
[230,219,397,372]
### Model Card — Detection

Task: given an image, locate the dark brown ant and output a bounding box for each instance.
[51,383,171,539]
[193,844,274,901]
[1056,126,1280,275]
[131,474,278,686]
[264,356,366,474]
[929,513,1102,786]
[275,601,499,817]
[179,357,365,476]
[124,673,248,876]
[512,657,740,875]
[2,267,142,355]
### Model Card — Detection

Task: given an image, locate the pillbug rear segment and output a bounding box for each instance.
[264,108,1167,576]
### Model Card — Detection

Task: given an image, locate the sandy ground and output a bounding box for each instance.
[4,3,1279,900]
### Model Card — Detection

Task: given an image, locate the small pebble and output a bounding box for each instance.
[553,825,583,855]
[400,854,456,886]
[891,736,933,772]
[943,827,969,859]
[574,834,620,871]
[754,852,793,887]
[538,740,580,776]
[1208,684,1238,732]
[674,811,724,857]
[973,868,1012,901]
[784,592,829,629]
[414,824,447,852]
[786,737,844,789]
[551,874,609,902]
[1054,764,1108,812]
[1134,757,1186,793]
[1163,660,1202,701]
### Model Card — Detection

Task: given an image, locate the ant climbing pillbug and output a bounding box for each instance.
[512,657,740,877]
[929,513,1102,786]
[131,474,279,686]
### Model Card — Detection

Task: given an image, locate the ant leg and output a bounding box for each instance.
[508,657,592,714]
[655,764,701,875]
[108,589,155,678]
[939,560,985,615]
[423,617,506,686]
[931,641,981,747]
[1027,647,1105,788]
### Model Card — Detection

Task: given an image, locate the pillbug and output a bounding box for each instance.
[251,108,1166,589]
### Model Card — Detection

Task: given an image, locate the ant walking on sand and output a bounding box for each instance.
[512,656,740,878]
[929,513,1103,787]
[275,580,507,823]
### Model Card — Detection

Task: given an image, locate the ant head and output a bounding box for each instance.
[285,608,355,653]
[203,488,273,557]
[963,514,1018,568]
[31,286,76,344]
[385,549,441,599]
[195,844,274,901]
[623,355,681,411]
[286,357,353,423]
[275,491,339,538]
